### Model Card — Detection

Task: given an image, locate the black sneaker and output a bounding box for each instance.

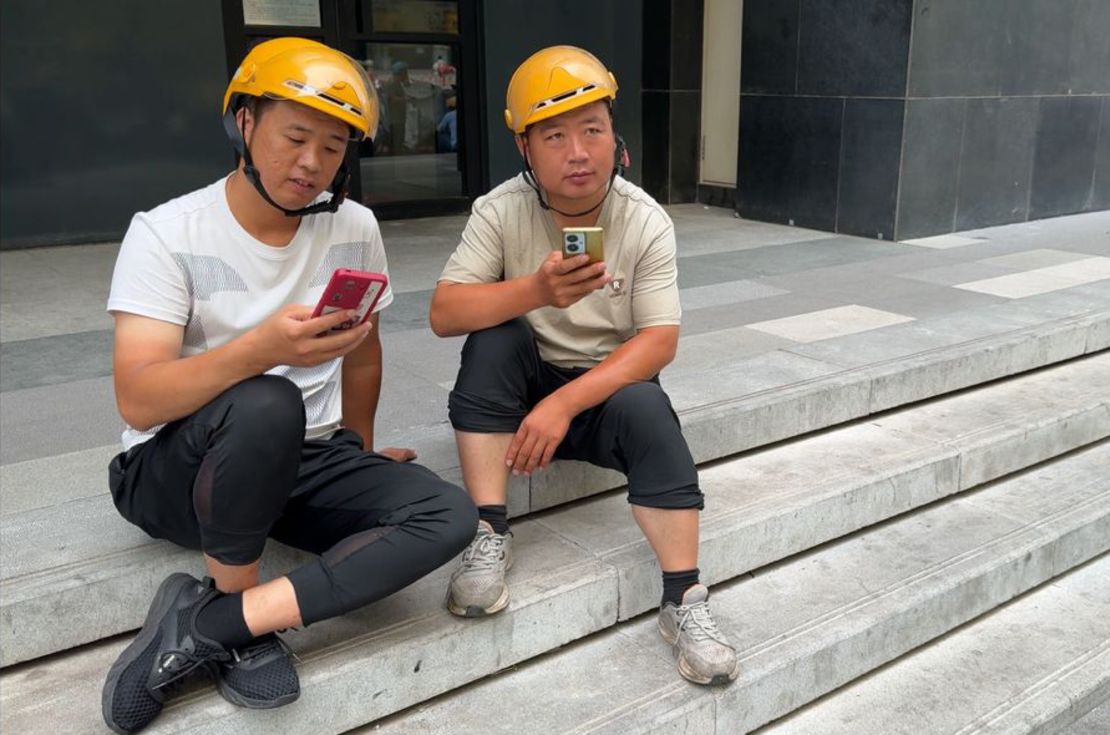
[101,573,231,734]
[215,633,300,709]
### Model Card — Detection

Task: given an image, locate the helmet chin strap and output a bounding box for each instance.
[520,134,626,218]
[222,107,350,217]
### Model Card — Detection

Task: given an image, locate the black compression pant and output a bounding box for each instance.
[447,318,703,510]
[108,375,477,626]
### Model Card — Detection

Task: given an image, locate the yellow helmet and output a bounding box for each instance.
[504,45,618,133]
[223,37,379,140]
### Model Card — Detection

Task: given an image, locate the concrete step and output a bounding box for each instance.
[1061,695,1110,735]
[368,443,1110,735]
[0,358,1107,731]
[759,554,1110,735]
[4,349,1107,666]
[1,327,1107,666]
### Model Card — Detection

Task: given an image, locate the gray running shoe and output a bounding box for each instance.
[446,520,513,617]
[657,583,739,686]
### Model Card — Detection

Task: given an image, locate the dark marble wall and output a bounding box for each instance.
[738,0,913,239]
[641,0,704,204]
[0,0,230,248]
[896,0,1110,238]
[737,0,1109,240]
[482,0,643,189]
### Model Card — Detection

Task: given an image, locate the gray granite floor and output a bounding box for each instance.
[1,206,1107,467]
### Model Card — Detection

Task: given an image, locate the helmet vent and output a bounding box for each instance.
[283,79,363,116]
[534,83,598,112]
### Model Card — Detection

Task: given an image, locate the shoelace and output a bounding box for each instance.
[152,646,229,690]
[460,533,507,572]
[676,601,727,644]
[230,634,301,665]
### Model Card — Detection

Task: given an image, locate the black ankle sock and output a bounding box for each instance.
[194,591,254,649]
[477,504,509,535]
[661,568,700,607]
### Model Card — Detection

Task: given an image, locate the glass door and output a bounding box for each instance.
[357,40,462,204]
[337,0,483,218]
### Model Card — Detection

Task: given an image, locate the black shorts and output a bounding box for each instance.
[446,318,703,510]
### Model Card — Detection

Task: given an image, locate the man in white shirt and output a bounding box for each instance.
[101,38,475,734]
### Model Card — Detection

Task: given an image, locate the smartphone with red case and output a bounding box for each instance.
[311,268,388,333]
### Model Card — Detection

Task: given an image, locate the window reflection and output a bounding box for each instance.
[358,42,462,205]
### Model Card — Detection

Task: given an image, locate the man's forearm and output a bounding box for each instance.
[548,326,679,417]
[429,276,546,337]
[116,335,271,430]
[342,363,383,451]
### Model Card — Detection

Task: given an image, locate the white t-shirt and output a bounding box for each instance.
[439,174,682,368]
[107,176,393,450]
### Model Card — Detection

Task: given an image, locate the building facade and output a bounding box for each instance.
[1,0,1106,249]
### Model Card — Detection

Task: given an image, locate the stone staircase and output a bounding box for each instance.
[2,208,1109,733]
[1,318,1107,733]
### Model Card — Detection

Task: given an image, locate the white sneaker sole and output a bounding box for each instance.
[658,616,740,686]
[446,583,510,617]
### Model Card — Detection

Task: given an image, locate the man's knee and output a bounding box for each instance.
[458,318,534,369]
[219,375,305,441]
[606,382,680,437]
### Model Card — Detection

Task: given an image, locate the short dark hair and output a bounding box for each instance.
[245,95,277,122]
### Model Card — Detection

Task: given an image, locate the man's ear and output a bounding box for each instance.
[237,106,255,142]
[514,133,528,163]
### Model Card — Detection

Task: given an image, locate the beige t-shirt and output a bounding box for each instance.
[439,174,682,368]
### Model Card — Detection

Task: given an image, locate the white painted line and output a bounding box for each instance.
[900,234,984,249]
[746,305,915,343]
[955,256,1110,298]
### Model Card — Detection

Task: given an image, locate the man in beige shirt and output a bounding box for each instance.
[429,46,738,685]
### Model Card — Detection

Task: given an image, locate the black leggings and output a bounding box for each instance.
[447,319,703,510]
[108,375,477,626]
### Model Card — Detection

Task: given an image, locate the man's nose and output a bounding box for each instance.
[298,144,323,172]
[568,132,589,161]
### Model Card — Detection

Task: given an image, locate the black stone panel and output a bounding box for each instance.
[670,0,704,91]
[482,0,643,187]
[740,0,800,94]
[643,0,672,89]
[796,0,912,97]
[642,91,671,202]
[1090,97,1110,210]
[0,0,229,247]
[896,98,966,240]
[669,91,701,203]
[908,0,1005,98]
[955,98,1039,231]
[1070,0,1110,94]
[737,95,843,232]
[1029,96,1101,219]
[836,99,904,240]
[1002,0,1076,96]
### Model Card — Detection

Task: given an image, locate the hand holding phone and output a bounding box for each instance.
[562,227,604,264]
[312,268,389,334]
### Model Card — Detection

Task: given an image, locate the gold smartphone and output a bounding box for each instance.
[561,227,604,263]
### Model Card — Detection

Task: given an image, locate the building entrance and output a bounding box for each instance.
[221,0,484,219]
